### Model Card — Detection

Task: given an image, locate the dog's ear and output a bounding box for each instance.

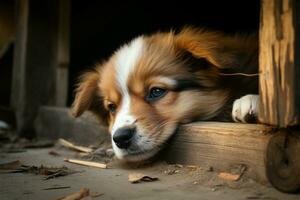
[71,70,109,126]
[175,28,240,69]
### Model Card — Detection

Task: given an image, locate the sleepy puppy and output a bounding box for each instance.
[72,27,259,162]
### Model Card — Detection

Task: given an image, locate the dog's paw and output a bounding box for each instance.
[232,94,259,123]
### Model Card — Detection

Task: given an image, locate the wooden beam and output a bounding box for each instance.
[164,122,274,183]
[259,0,300,127]
[11,0,70,137]
[34,107,274,183]
[55,0,70,106]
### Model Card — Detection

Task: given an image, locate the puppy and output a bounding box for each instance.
[72,27,259,162]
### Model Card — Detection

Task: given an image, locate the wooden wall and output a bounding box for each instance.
[11,0,70,137]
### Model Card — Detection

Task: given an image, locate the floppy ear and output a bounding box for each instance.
[71,70,109,126]
[175,28,240,69]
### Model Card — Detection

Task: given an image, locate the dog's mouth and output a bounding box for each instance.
[112,136,162,162]
[112,125,177,162]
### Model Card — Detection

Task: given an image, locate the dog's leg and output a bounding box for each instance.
[232,94,259,123]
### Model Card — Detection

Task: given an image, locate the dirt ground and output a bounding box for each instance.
[1,141,300,200]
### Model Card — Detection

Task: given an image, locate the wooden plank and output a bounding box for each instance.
[34,106,275,183]
[11,0,70,137]
[55,0,70,106]
[164,122,274,183]
[11,0,30,136]
[259,0,300,127]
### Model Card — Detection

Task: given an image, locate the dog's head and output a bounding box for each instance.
[72,28,243,162]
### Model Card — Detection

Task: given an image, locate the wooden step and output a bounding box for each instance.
[163,122,274,184]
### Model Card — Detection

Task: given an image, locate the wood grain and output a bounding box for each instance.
[11,0,70,137]
[164,122,274,183]
[259,0,300,127]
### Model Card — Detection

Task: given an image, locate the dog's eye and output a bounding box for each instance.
[146,87,167,102]
[108,103,116,114]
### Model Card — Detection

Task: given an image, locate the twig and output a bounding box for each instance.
[219,72,259,77]
[43,186,71,190]
[64,158,107,169]
[58,139,93,153]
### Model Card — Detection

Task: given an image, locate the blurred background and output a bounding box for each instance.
[0,0,260,138]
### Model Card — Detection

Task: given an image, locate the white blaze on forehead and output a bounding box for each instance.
[111,36,145,135]
[115,36,145,94]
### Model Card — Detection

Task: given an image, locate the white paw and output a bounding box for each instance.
[232,94,259,123]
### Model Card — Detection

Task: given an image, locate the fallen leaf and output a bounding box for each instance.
[218,172,241,181]
[56,188,89,200]
[0,160,78,179]
[128,173,159,183]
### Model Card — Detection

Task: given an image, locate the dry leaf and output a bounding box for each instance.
[128,173,158,183]
[218,172,241,181]
[56,188,89,200]
[0,160,78,179]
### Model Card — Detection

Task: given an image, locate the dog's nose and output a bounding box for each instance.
[113,126,135,149]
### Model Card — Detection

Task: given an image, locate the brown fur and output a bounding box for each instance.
[72,27,258,161]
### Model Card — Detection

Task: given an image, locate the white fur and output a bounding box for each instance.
[112,37,145,157]
[232,94,259,123]
[115,36,145,95]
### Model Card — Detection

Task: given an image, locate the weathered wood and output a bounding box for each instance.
[55,0,70,106]
[259,0,300,127]
[36,106,296,185]
[266,129,300,193]
[164,122,274,183]
[11,0,70,137]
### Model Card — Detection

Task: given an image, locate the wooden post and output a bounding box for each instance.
[11,0,70,137]
[55,0,70,106]
[259,0,300,127]
[259,0,300,193]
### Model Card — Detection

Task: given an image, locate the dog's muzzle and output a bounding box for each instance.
[113,126,136,149]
